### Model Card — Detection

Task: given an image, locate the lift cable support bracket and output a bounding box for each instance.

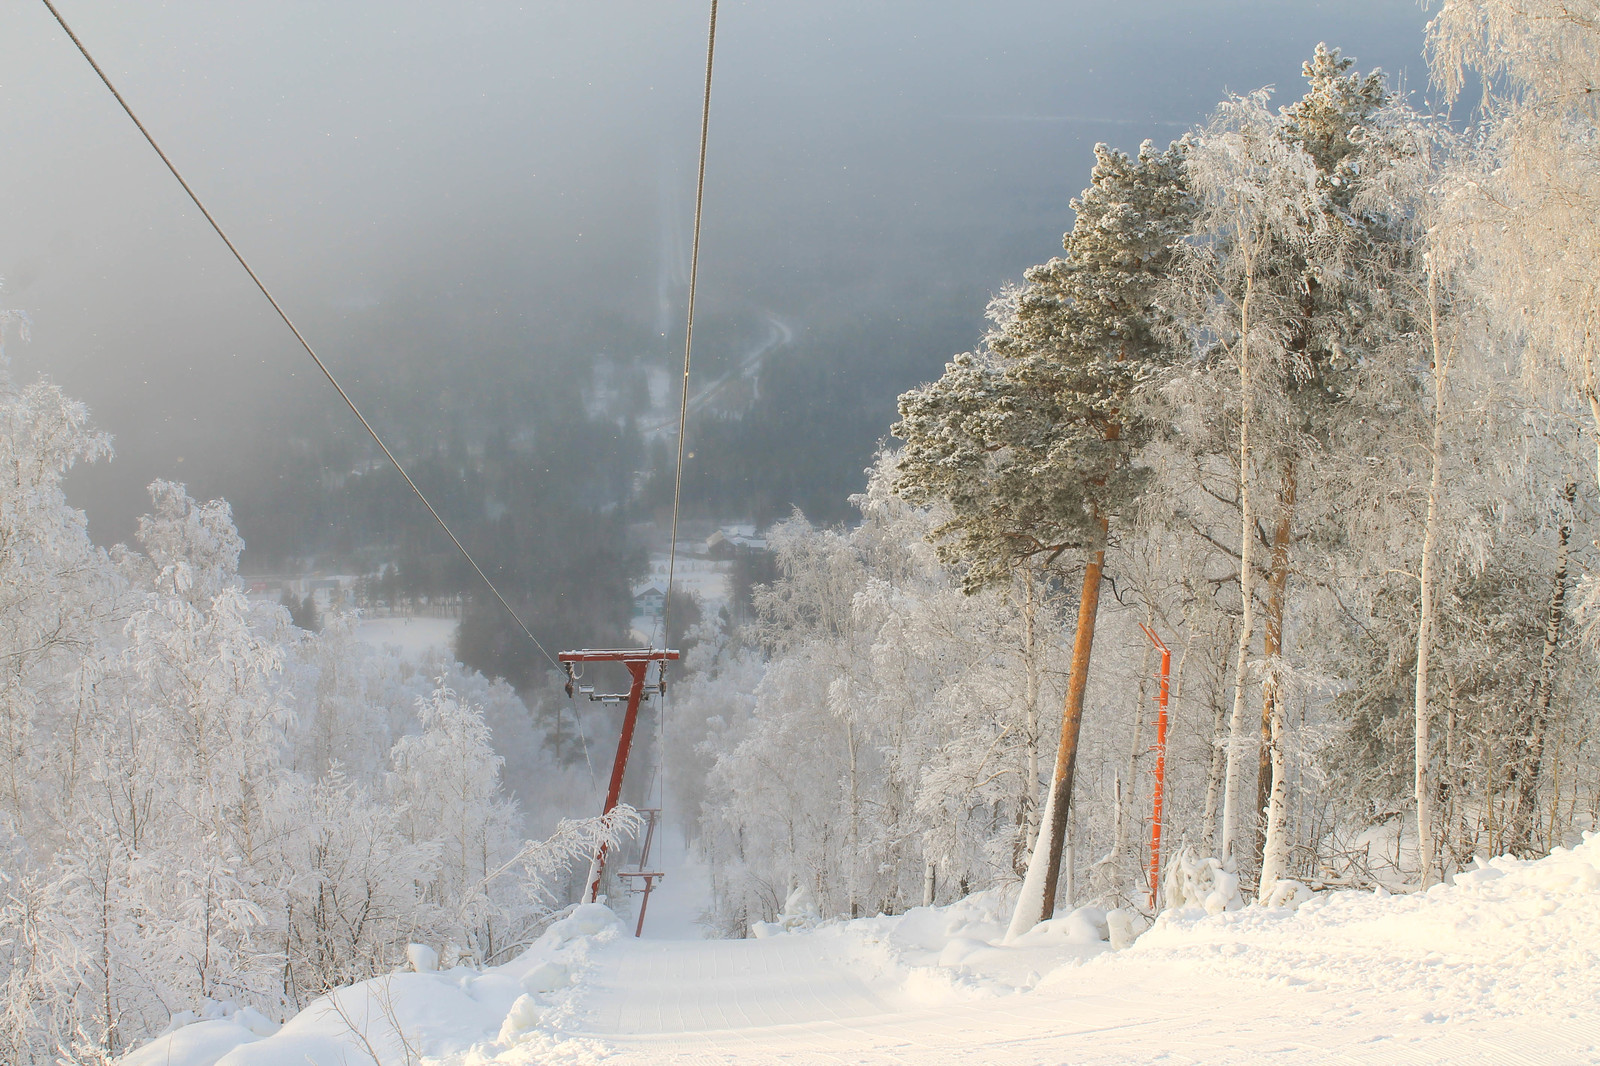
[560,649,679,914]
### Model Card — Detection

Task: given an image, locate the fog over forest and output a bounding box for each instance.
[5,3,1428,599]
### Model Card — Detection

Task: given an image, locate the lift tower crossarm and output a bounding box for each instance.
[560,649,682,663]
[559,648,679,904]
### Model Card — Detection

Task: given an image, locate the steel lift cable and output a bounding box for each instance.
[661,0,718,661]
[562,661,601,793]
[39,0,559,671]
[654,0,721,865]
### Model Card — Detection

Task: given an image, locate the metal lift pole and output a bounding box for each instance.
[559,648,679,908]
[1138,623,1171,912]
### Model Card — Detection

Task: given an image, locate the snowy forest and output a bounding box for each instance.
[8,4,1600,1063]
[678,31,1600,933]
[0,412,634,1062]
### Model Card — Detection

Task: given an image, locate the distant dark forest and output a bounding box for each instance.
[208,249,970,688]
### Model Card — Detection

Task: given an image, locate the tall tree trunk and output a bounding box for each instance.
[1443,665,1468,873]
[1202,621,1233,850]
[1414,265,1450,888]
[1485,726,1499,857]
[1006,514,1108,937]
[1506,482,1574,856]
[1548,725,1566,848]
[1063,818,1076,909]
[1254,457,1296,868]
[1256,460,1295,901]
[1221,260,1258,865]
[846,720,861,917]
[1117,621,1154,882]
[98,851,119,1059]
[1256,669,1290,898]
[1022,568,1042,852]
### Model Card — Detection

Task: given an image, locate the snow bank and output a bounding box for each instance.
[823,889,1111,1004]
[115,905,623,1066]
[817,835,1600,1022]
[1125,832,1600,1020]
[119,1005,278,1066]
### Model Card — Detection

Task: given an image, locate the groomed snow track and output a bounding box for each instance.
[564,931,1600,1065]
[124,836,1600,1066]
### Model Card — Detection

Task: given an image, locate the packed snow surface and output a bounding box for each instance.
[124,836,1600,1066]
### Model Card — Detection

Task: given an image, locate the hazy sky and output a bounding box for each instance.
[0,0,1436,540]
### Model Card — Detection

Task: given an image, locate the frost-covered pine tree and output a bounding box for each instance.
[895,140,1194,934]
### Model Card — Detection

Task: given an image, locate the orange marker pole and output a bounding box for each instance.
[1138,623,1170,912]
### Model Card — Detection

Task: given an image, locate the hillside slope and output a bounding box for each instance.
[124,836,1600,1066]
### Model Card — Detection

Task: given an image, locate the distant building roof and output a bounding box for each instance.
[705,529,767,554]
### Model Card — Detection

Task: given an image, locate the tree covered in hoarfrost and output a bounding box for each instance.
[0,367,628,1065]
[1429,1,1600,478]
[1316,357,1598,880]
[123,483,290,860]
[388,681,539,965]
[689,455,1071,935]
[1165,47,1441,897]
[0,355,117,833]
[895,139,1195,935]
[1422,4,1600,872]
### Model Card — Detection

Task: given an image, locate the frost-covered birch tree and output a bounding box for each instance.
[1170,48,1433,893]
[0,363,625,1063]
[1429,1,1600,482]
[1170,88,1323,878]
[689,456,1074,933]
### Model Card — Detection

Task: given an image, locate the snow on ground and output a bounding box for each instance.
[354,616,458,659]
[120,835,1600,1066]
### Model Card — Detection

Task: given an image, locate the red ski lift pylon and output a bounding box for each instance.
[560,648,679,914]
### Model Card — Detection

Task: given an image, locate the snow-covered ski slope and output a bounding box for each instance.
[125,836,1600,1066]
